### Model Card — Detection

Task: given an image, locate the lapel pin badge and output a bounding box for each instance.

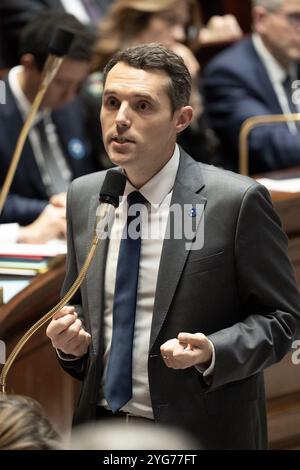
[188,207,197,218]
[68,138,86,160]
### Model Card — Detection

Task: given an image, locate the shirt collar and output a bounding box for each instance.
[8,65,47,124]
[122,144,180,206]
[252,33,294,83]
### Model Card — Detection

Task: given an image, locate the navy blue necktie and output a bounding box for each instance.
[104,191,147,412]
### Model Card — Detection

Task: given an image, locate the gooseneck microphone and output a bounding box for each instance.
[0,27,74,216]
[49,28,74,56]
[40,28,74,88]
[0,170,127,394]
[99,170,126,206]
[95,169,127,237]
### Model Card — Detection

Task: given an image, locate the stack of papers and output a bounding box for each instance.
[0,242,67,276]
[0,278,32,304]
[257,176,300,193]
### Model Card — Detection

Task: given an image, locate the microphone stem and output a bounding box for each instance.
[0,55,63,216]
[0,203,117,394]
[0,233,99,394]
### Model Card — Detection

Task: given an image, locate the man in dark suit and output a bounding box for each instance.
[203,0,300,174]
[46,44,300,449]
[0,0,112,71]
[0,11,103,241]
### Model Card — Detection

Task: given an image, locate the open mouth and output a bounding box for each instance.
[110,136,135,144]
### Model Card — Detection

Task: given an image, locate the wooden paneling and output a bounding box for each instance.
[220,0,252,32]
[264,190,300,449]
[199,0,252,32]
[5,323,78,435]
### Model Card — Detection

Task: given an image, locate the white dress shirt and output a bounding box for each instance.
[252,33,299,134]
[60,0,91,23]
[100,145,215,418]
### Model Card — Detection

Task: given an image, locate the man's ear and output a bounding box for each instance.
[253,6,269,34]
[20,53,38,71]
[174,105,193,134]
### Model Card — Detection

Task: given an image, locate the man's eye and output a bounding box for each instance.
[106,98,118,108]
[137,101,151,111]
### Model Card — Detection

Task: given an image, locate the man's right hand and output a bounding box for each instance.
[18,204,66,243]
[46,306,91,358]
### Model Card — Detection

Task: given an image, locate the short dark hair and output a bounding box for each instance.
[19,10,97,71]
[102,43,192,113]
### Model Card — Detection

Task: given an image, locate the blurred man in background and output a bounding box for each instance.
[203,0,300,174]
[0,11,102,243]
[0,0,113,72]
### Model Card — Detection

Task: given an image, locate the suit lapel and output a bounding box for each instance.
[150,151,206,350]
[248,39,283,113]
[85,194,109,355]
[254,62,282,113]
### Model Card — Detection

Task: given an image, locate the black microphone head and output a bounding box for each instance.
[99,170,127,208]
[49,28,74,57]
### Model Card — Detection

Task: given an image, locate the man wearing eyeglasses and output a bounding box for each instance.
[203,0,300,174]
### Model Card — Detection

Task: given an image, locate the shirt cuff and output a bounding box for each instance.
[194,340,215,376]
[0,223,20,243]
[56,348,82,362]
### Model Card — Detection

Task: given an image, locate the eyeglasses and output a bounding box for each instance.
[285,12,300,27]
[273,10,300,28]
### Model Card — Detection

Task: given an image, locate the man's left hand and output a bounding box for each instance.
[160,332,213,370]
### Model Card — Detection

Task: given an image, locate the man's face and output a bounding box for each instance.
[254,0,300,66]
[101,62,190,182]
[28,57,90,109]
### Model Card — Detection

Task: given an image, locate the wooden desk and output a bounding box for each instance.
[272,190,300,284]
[262,186,300,449]
[0,257,79,434]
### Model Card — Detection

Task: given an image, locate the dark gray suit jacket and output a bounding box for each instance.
[59,149,300,449]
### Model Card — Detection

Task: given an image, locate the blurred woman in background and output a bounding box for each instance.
[88,0,240,164]
[92,0,241,69]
